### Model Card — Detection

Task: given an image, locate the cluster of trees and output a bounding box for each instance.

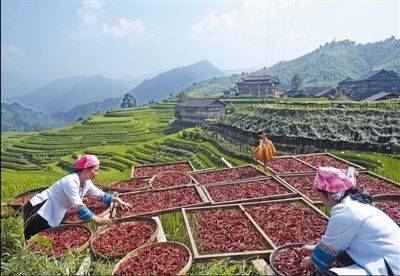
[121,93,137,108]
[179,37,399,97]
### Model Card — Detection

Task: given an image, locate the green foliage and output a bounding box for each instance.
[180,37,400,96]
[291,72,304,89]
[330,150,400,182]
[1,98,399,275]
[1,217,87,275]
[258,37,400,87]
[190,259,260,275]
[1,103,65,132]
[30,234,52,249]
[218,105,400,152]
[120,93,137,108]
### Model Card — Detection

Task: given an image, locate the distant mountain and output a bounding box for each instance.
[1,68,50,102]
[257,36,400,87]
[112,70,165,89]
[10,75,128,114]
[222,67,258,75]
[1,102,65,132]
[130,59,224,104]
[180,36,400,96]
[51,97,122,123]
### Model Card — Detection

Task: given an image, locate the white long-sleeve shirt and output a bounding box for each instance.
[321,196,400,275]
[30,173,105,227]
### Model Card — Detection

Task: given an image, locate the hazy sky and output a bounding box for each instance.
[2,0,399,80]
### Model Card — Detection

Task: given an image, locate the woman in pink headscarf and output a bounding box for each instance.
[300,167,399,275]
[23,154,131,240]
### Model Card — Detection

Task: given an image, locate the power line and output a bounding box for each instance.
[281,0,298,62]
[278,1,291,63]
[270,0,281,70]
[266,0,272,68]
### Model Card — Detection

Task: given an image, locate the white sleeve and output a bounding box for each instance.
[61,178,84,209]
[86,181,105,198]
[321,204,360,252]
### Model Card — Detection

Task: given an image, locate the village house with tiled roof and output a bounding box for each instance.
[175,99,227,124]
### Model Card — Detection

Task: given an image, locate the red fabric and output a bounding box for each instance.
[75,154,100,169]
[313,167,356,193]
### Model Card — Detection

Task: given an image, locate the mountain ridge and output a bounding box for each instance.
[10,75,128,114]
[130,59,224,104]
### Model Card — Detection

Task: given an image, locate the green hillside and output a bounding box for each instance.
[2,100,399,275]
[181,37,400,96]
[1,102,255,200]
[1,102,262,275]
[1,102,65,132]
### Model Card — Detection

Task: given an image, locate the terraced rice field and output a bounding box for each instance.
[2,100,399,275]
[1,102,260,275]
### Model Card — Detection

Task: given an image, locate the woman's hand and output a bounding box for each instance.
[92,215,112,225]
[115,197,131,210]
[300,257,314,269]
[302,244,316,253]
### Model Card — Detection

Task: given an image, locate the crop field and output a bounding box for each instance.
[218,102,400,153]
[1,103,263,275]
[1,100,399,275]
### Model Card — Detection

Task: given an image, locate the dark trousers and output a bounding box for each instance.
[23,201,51,240]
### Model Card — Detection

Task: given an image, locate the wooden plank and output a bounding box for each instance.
[274,173,322,205]
[263,156,316,175]
[241,197,329,220]
[220,157,233,168]
[111,186,210,219]
[181,204,273,260]
[293,152,367,171]
[195,250,271,261]
[239,205,277,249]
[181,208,200,258]
[76,251,92,276]
[189,164,268,186]
[152,216,167,242]
[195,185,210,203]
[251,259,275,275]
[202,176,298,205]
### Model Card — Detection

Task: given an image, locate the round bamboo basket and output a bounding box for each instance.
[269,243,305,276]
[26,224,93,259]
[149,171,192,189]
[112,241,193,275]
[90,216,158,258]
[7,187,47,211]
[107,178,151,192]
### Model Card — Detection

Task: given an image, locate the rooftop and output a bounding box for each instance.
[178,98,227,107]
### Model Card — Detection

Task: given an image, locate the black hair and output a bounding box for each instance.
[318,188,372,205]
[73,168,83,174]
[342,188,373,204]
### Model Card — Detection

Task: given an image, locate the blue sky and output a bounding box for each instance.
[2,0,399,80]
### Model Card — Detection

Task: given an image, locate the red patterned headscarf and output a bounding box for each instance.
[314,167,356,193]
[75,154,100,169]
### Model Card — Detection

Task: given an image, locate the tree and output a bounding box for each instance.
[177,92,187,101]
[291,73,304,90]
[120,93,137,108]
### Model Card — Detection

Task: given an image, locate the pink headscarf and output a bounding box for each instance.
[314,167,356,193]
[75,154,100,169]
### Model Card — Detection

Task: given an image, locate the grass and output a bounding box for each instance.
[1,104,256,275]
[1,101,399,275]
[1,217,88,275]
[330,150,400,182]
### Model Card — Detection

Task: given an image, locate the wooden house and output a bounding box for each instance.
[175,99,227,124]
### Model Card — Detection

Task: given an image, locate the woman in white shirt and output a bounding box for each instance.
[23,154,130,240]
[300,167,400,275]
